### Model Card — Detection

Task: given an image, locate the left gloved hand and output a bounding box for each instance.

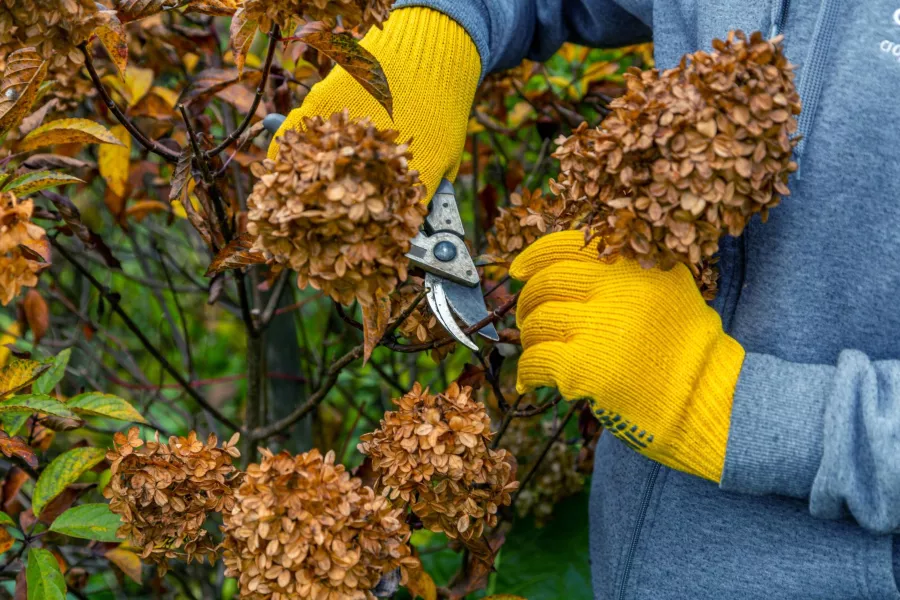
[511,231,746,482]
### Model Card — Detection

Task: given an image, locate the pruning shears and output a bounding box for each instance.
[264,114,499,350]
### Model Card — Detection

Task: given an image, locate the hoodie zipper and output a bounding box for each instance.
[793,0,840,161]
[616,463,661,600]
[770,0,791,37]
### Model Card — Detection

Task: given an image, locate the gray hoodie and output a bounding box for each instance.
[395,0,900,597]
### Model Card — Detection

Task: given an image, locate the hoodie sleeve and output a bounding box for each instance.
[391,0,653,79]
[720,350,900,535]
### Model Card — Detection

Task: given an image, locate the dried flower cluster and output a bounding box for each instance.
[247,111,427,307]
[0,192,47,306]
[222,448,418,600]
[0,0,106,106]
[236,0,391,35]
[486,188,569,262]
[103,428,241,572]
[500,419,584,527]
[552,31,801,275]
[390,278,455,362]
[358,383,518,546]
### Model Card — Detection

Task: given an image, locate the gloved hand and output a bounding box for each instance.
[268,7,481,199]
[511,231,746,482]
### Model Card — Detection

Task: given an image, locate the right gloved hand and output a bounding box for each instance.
[268,7,482,199]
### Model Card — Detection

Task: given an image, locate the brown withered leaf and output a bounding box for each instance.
[360,295,391,364]
[2,467,29,513]
[37,483,95,526]
[169,151,193,204]
[17,238,51,266]
[43,192,122,269]
[21,290,48,344]
[179,69,262,107]
[0,49,49,138]
[22,155,96,172]
[114,0,176,22]
[228,13,259,76]
[13,569,26,600]
[301,32,393,118]
[205,233,266,277]
[0,432,37,469]
[446,530,506,599]
[125,200,170,222]
[188,0,239,16]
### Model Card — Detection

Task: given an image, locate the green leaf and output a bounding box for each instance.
[49,504,123,542]
[0,511,14,527]
[66,392,147,424]
[0,395,75,419]
[32,447,107,518]
[33,349,70,395]
[0,412,29,436]
[26,547,66,600]
[1,171,83,197]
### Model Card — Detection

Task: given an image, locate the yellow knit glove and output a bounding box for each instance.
[269,7,481,199]
[511,231,746,482]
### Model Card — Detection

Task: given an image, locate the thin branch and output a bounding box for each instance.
[491,394,526,449]
[249,344,363,441]
[52,238,241,432]
[79,44,180,163]
[510,400,581,507]
[206,26,280,159]
[259,271,290,328]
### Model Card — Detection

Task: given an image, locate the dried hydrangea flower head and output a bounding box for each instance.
[358,383,518,546]
[221,448,419,600]
[236,0,391,35]
[103,428,241,574]
[500,419,584,527]
[0,0,106,107]
[552,31,801,275]
[486,188,569,262]
[0,192,47,306]
[247,111,427,308]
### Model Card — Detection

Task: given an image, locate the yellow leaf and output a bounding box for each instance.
[0,48,48,138]
[467,117,485,135]
[559,43,589,64]
[183,52,200,73]
[547,75,573,91]
[580,61,619,88]
[148,86,179,109]
[123,66,154,107]
[98,125,131,198]
[17,118,125,152]
[0,528,12,556]
[171,201,186,218]
[0,358,46,398]
[0,322,21,368]
[105,547,142,584]
[405,567,437,600]
[508,101,534,128]
[95,10,129,75]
